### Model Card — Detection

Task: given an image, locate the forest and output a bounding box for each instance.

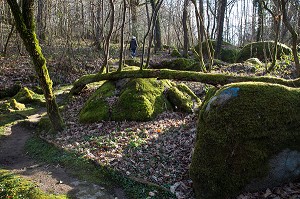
[0,0,300,198]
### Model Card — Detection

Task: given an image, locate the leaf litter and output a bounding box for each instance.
[42,86,300,199]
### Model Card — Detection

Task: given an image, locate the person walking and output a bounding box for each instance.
[129,36,138,58]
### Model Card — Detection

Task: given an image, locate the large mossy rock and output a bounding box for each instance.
[237,41,292,62]
[166,83,201,113]
[111,78,173,121]
[79,81,115,123]
[195,40,240,63]
[190,82,300,199]
[13,87,45,104]
[80,78,201,123]
[150,58,199,71]
[80,78,173,122]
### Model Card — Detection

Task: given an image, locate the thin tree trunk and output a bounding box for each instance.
[215,0,227,59]
[281,0,300,76]
[182,0,189,58]
[7,0,64,132]
[100,0,115,73]
[118,0,126,72]
[3,24,15,56]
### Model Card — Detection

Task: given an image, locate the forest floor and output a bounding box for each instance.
[0,108,126,198]
[1,48,300,198]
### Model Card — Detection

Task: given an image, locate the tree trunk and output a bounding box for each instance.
[100,0,115,73]
[118,0,126,72]
[70,69,300,95]
[37,0,45,41]
[150,0,162,53]
[7,0,64,132]
[182,0,189,58]
[256,0,263,42]
[130,0,139,38]
[281,0,300,76]
[3,24,15,56]
[215,0,227,59]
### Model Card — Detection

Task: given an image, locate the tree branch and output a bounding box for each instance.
[70,69,300,94]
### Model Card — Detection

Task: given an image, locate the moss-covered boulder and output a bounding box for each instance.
[237,41,292,62]
[166,84,201,113]
[80,78,173,122]
[190,82,300,199]
[13,87,45,104]
[245,58,263,66]
[171,48,182,57]
[195,40,240,63]
[80,77,201,122]
[111,78,173,121]
[79,81,115,123]
[124,59,141,67]
[150,58,199,71]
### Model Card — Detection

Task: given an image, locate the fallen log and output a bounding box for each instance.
[70,69,300,94]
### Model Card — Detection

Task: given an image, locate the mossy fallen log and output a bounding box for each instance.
[70,69,300,95]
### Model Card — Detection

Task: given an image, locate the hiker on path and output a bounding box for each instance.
[129,36,138,58]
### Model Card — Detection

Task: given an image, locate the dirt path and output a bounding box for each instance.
[0,116,126,199]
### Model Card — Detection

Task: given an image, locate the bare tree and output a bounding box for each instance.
[215,0,227,59]
[182,0,189,57]
[118,0,127,71]
[280,0,300,76]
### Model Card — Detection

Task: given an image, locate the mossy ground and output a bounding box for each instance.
[190,82,300,199]
[0,169,67,199]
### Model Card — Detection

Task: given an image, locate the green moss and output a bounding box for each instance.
[112,78,172,121]
[171,48,181,57]
[9,99,26,110]
[166,84,201,113]
[190,82,300,199]
[153,58,199,71]
[124,59,141,67]
[0,169,66,199]
[79,81,115,123]
[237,41,292,62]
[13,87,45,104]
[195,40,240,63]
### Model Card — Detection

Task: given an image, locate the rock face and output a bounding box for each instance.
[79,79,201,123]
[190,82,300,199]
[237,41,292,62]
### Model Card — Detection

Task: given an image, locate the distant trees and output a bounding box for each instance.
[1,0,300,75]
